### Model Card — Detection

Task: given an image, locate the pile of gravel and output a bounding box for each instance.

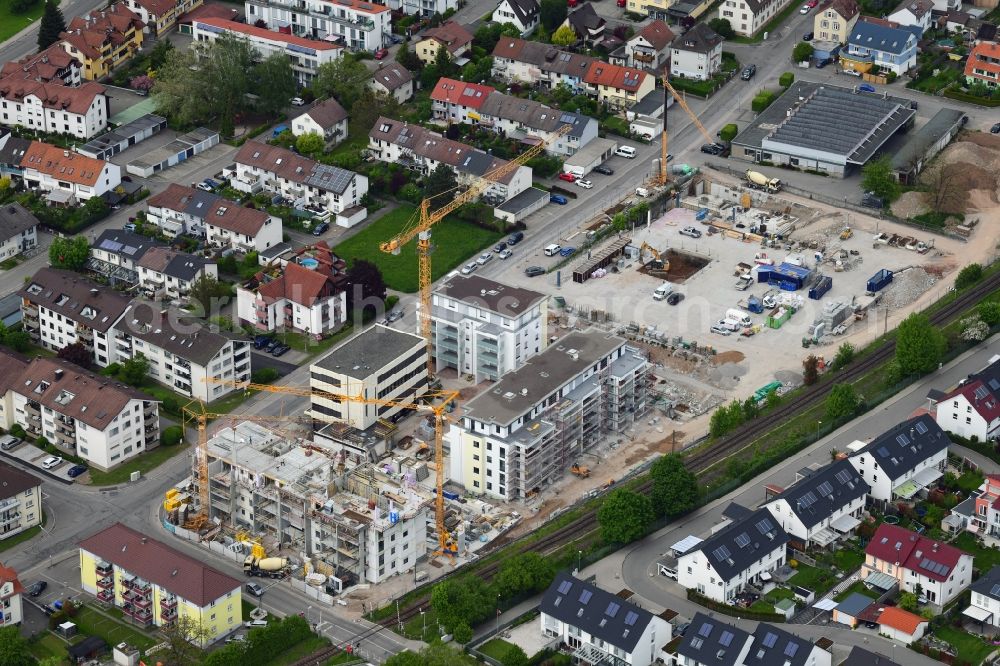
[883,268,938,309]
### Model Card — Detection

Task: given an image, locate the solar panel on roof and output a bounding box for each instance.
[798,492,817,509]
[991,584,1000,597]
[712,545,732,561]
[719,631,734,647]
[915,421,929,435]
[816,481,834,497]
[606,601,620,618]
[835,469,852,484]
[762,632,778,648]
[990,379,1000,391]
[897,433,910,446]
[784,642,799,658]
[756,518,774,534]
[735,533,751,548]
[698,622,714,638]
[101,240,122,252]
[975,386,989,400]
[579,589,593,604]
[557,580,572,594]
[877,446,890,458]
[624,611,639,626]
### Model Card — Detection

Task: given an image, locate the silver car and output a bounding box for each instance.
[461,262,478,275]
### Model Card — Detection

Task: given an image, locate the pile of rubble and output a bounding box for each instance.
[882,267,938,309]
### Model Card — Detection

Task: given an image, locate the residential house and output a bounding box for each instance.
[763,459,870,549]
[236,250,347,336]
[562,4,607,46]
[841,21,918,76]
[0,43,82,87]
[135,247,216,299]
[969,474,1000,543]
[846,414,950,503]
[416,21,473,65]
[368,117,532,205]
[0,203,38,262]
[584,61,654,108]
[230,142,369,228]
[477,90,598,155]
[675,613,753,666]
[447,330,647,500]
[0,350,29,429]
[59,3,145,80]
[876,606,928,642]
[677,505,789,602]
[539,572,671,666]
[941,11,976,38]
[618,19,674,71]
[11,357,159,470]
[744,624,832,666]
[492,0,539,36]
[965,564,1000,628]
[863,523,973,607]
[430,275,546,383]
[79,523,243,643]
[492,38,597,92]
[19,141,121,202]
[0,564,23,627]
[145,183,223,237]
[840,648,901,666]
[975,23,997,45]
[814,0,860,43]
[0,461,42,540]
[0,132,29,181]
[370,63,415,103]
[190,18,343,86]
[719,0,796,37]
[965,41,1000,89]
[887,0,934,34]
[932,355,1000,440]
[88,228,163,286]
[389,0,456,18]
[124,0,203,35]
[670,23,723,80]
[309,324,427,430]
[20,267,132,367]
[430,78,495,124]
[0,79,107,140]
[204,198,283,254]
[291,98,348,145]
[244,0,391,52]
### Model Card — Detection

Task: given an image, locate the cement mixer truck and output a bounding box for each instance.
[745,169,782,193]
[244,555,290,578]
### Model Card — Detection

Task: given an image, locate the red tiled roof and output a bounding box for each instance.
[865,524,967,582]
[939,379,1000,423]
[0,79,105,116]
[877,606,926,635]
[234,141,317,185]
[430,77,495,109]
[205,199,269,237]
[584,61,648,91]
[634,20,675,50]
[178,2,240,23]
[61,3,143,60]
[965,42,1000,82]
[79,523,242,607]
[20,141,108,186]
[818,0,860,19]
[132,0,175,17]
[422,21,473,54]
[0,563,24,598]
[0,44,79,83]
[193,18,343,51]
[255,261,342,307]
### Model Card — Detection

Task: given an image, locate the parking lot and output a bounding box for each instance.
[0,440,84,483]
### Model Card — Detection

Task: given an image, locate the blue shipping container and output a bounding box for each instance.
[809,276,832,300]
[442,490,460,501]
[866,269,893,293]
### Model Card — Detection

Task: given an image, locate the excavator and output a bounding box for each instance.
[639,241,669,273]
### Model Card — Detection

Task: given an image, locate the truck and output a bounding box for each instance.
[735,275,755,291]
[571,463,591,478]
[725,308,753,328]
[739,296,764,314]
[653,283,673,301]
[866,269,893,295]
[244,556,290,578]
[745,169,782,193]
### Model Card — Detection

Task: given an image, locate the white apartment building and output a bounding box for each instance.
[492,0,539,36]
[0,461,42,541]
[191,18,343,86]
[387,0,456,17]
[243,0,391,52]
[967,565,1000,629]
[20,140,121,201]
[0,80,108,140]
[0,351,29,430]
[0,563,24,627]
[539,573,671,666]
[677,506,789,603]
[236,257,347,336]
[721,0,795,37]
[886,0,933,34]
[310,325,428,431]
[847,414,950,503]
[430,275,546,383]
[0,202,38,262]
[230,142,368,228]
[763,459,869,549]
[932,355,1000,442]
[12,357,159,471]
[671,23,723,80]
[448,330,648,501]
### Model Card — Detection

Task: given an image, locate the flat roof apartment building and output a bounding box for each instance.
[448,329,648,500]
[243,0,391,53]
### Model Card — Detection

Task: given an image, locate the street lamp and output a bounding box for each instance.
[496,594,501,638]
[420,609,426,640]
[577,550,582,574]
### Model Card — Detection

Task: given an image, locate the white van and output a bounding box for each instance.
[565,165,585,179]
[635,187,650,197]
[725,308,753,327]
[652,283,673,300]
[544,244,562,256]
[615,145,637,158]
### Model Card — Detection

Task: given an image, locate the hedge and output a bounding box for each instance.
[686,589,786,622]
[202,615,313,666]
[942,88,1000,107]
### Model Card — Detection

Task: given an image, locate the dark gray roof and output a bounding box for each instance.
[950,490,978,519]
[0,202,38,243]
[305,163,361,195]
[567,4,605,33]
[20,267,130,333]
[767,459,869,529]
[745,624,813,666]
[313,324,424,376]
[964,356,1000,398]
[734,82,915,165]
[435,274,545,317]
[841,646,901,666]
[691,506,789,581]
[837,592,876,617]
[479,91,593,139]
[539,572,655,654]
[891,108,964,173]
[977,23,997,42]
[722,502,753,522]
[503,0,539,25]
[137,247,212,282]
[673,23,722,55]
[372,63,414,92]
[851,414,949,482]
[118,303,240,367]
[92,228,166,263]
[848,21,916,54]
[676,612,751,666]
[0,133,30,167]
[971,564,1000,601]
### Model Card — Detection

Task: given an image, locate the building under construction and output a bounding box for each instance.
[202,422,434,587]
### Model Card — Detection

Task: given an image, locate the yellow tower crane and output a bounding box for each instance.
[657,75,725,185]
[379,123,574,374]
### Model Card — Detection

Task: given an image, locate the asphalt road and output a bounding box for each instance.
[0,0,107,65]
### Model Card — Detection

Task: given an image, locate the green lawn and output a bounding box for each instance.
[763,587,795,605]
[749,600,775,613]
[0,0,51,43]
[935,626,995,665]
[264,636,332,665]
[824,547,866,573]
[788,563,837,596]
[480,638,521,662]
[952,532,1000,572]
[73,606,158,652]
[834,581,879,602]
[333,205,504,292]
[86,442,187,486]
[0,510,44,552]
[28,631,77,664]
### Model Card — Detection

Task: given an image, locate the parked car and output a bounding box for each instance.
[0,435,21,451]
[498,249,512,260]
[477,252,493,265]
[374,48,388,59]
[507,231,524,245]
[290,97,306,106]
[312,222,330,236]
[741,64,756,80]
[524,266,545,277]
[123,222,137,232]
[67,464,88,478]
[667,292,684,305]
[558,172,577,182]
[799,3,810,11]
[593,165,614,175]
[494,241,507,253]
[386,309,404,323]
[675,622,690,637]
[680,226,702,238]
[701,143,725,155]
[559,247,576,257]
[41,456,62,470]
[28,581,47,597]
[265,339,280,352]
[861,191,885,209]
[195,182,214,192]
[461,262,478,275]
[575,179,593,189]
[711,323,732,335]
[246,582,264,597]
[253,335,271,349]
[803,31,814,40]
[550,194,568,205]
[271,344,290,357]
[858,83,876,93]
[992,123,1000,134]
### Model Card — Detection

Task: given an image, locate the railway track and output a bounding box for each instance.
[362,272,1000,634]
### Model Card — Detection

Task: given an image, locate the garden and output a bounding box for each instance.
[669,53,740,98]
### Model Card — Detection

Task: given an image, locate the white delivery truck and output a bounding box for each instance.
[725,308,752,327]
[653,283,673,300]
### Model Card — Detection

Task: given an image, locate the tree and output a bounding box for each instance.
[396,42,422,71]
[922,162,964,215]
[314,55,373,108]
[384,652,426,666]
[4,331,30,353]
[57,341,92,368]
[719,124,738,142]
[708,18,735,39]
[189,275,231,317]
[792,41,814,63]
[161,425,183,446]
[861,155,900,202]
[803,354,819,386]
[895,312,947,376]
[500,645,530,666]
[960,315,988,342]
[978,301,1000,326]
[119,354,149,387]
[540,0,567,31]
[650,454,699,518]
[253,53,297,117]
[130,74,154,92]
[49,235,90,271]
[452,621,473,644]
[597,488,653,544]
[779,72,794,87]
[0,626,33,666]
[424,163,458,203]
[349,89,402,143]
[955,263,984,290]
[346,259,387,318]
[37,0,66,50]
[898,592,918,612]
[552,25,577,46]
[495,552,555,598]
[153,47,212,126]
[833,342,855,369]
[158,616,211,666]
[295,132,325,156]
[825,384,860,422]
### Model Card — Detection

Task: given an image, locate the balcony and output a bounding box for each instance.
[161,605,178,622]
[96,588,114,603]
[160,594,177,610]
[633,51,655,64]
[96,575,113,590]
[0,511,20,526]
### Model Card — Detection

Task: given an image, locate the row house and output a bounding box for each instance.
[429,78,494,124]
[0,351,28,430]
[59,3,145,80]
[841,21,918,76]
[966,565,1000,629]
[966,41,1000,89]
[386,0,455,18]
[415,21,473,65]
[243,0,391,52]
[492,0,539,36]
[0,202,38,263]
[584,61,654,109]
[969,474,1000,543]
[0,44,82,87]
[146,183,283,250]
[124,0,204,36]
[19,141,121,202]
[813,0,860,45]
[368,117,532,206]
[0,459,42,541]
[932,354,1000,441]
[191,18,343,86]
[677,615,830,666]
[369,63,415,103]
[89,228,215,298]
[477,90,597,155]
[230,142,369,228]
[291,98,348,146]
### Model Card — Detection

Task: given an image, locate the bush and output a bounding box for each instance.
[686,589,785,622]
[10,424,25,439]
[161,426,183,447]
[752,91,777,113]
[251,368,280,384]
[779,72,794,87]
[719,124,738,142]
[955,263,983,290]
